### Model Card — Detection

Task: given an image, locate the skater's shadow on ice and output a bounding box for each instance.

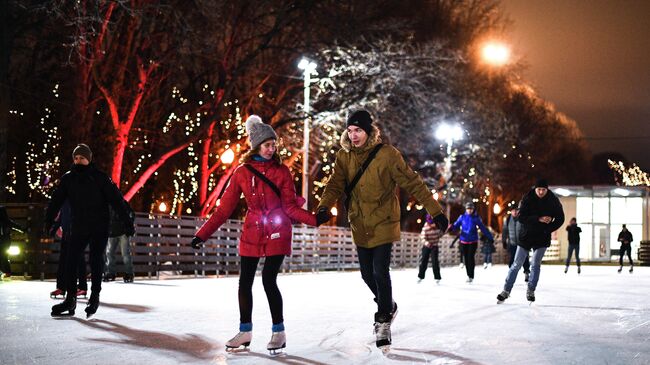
[97,301,154,313]
[388,348,484,365]
[234,351,330,365]
[72,318,218,361]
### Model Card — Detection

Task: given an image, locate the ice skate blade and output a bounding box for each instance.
[225,344,250,353]
[268,344,286,356]
[497,300,505,304]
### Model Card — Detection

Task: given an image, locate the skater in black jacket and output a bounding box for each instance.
[496,179,564,303]
[564,218,582,274]
[45,144,134,318]
[617,224,634,273]
[0,206,25,279]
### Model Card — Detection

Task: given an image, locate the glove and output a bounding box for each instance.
[315,207,331,226]
[431,213,449,233]
[191,236,204,249]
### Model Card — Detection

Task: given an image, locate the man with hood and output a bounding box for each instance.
[497,179,564,303]
[317,110,448,349]
[45,144,134,318]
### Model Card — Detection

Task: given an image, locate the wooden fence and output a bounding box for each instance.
[3,205,509,279]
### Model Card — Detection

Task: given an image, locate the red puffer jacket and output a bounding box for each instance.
[196,159,316,257]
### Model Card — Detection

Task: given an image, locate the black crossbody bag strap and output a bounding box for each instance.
[244,164,282,198]
[344,144,383,210]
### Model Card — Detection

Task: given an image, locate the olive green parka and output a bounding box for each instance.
[318,125,443,248]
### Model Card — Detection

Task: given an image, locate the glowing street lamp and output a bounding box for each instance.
[220,148,235,165]
[7,245,20,256]
[298,57,317,209]
[493,203,502,215]
[158,202,168,213]
[481,41,511,67]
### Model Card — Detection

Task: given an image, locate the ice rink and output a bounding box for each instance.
[1,264,649,365]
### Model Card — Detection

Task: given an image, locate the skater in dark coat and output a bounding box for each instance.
[564,218,582,274]
[617,224,634,273]
[191,115,323,354]
[45,144,134,318]
[0,206,25,278]
[502,205,530,282]
[49,200,88,298]
[480,230,496,269]
[104,201,136,283]
[497,179,564,303]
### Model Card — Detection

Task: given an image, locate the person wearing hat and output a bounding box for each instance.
[418,213,444,284]
[497,178,564,303]
[45,144,135,318]
[316,109,448,349]
[450,201,494,282]
[191,115,325,354]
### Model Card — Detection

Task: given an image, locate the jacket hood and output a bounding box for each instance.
[339,124,382,152]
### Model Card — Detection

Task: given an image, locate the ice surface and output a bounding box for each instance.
[1,265,649,365]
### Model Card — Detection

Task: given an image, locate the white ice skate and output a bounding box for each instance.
[225,331,252,352]
[267,331,286,355]
[483,262,488,269]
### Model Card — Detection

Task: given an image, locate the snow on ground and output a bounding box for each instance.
[1,264,649,365]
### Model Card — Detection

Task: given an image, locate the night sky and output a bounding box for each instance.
[502,0,650,170]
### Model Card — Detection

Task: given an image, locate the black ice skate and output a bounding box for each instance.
[618,266,623,273]
[51,296,76,317]
[225,331,252,352]
[267,331,286,355]
[526,289,535,304]
[123,274,134,283]
[374,313,392,350]
[85,292,100,319]
[103,273,116,282]
[629,266,633,273]
[496,290,510,304]
[524,272,530,282]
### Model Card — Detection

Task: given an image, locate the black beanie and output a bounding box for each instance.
[346,110,373,135]
[72,144,92,162]
[535,178,549,189]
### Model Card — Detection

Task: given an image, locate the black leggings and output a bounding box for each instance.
[462,242,478,279]
[238,255,285,325]
[357,243,393,316]
[418,246,441,280]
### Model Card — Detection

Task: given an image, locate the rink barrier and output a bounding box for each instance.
[640,241,650,266]
[4,207,508,279]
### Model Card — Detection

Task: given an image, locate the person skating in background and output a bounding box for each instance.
[502,205,530,282]
[450,202,493,283]
[617,224,634,273]
[104,201,136,283]
[497,179,564,304]
[481,229,496,269]
[45,144,135,318]
[564,218,582,274]
[191,115,324,355]
[316,110,448,350]
[418,214,443,284]
[49,200,88,299]
[0,206,25,279]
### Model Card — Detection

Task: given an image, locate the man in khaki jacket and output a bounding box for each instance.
[317,110,448,349]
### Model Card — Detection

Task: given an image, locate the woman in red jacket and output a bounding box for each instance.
[191,115,330,354]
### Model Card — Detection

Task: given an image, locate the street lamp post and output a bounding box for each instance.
[298,58,317,209]
[435,123,464,217]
